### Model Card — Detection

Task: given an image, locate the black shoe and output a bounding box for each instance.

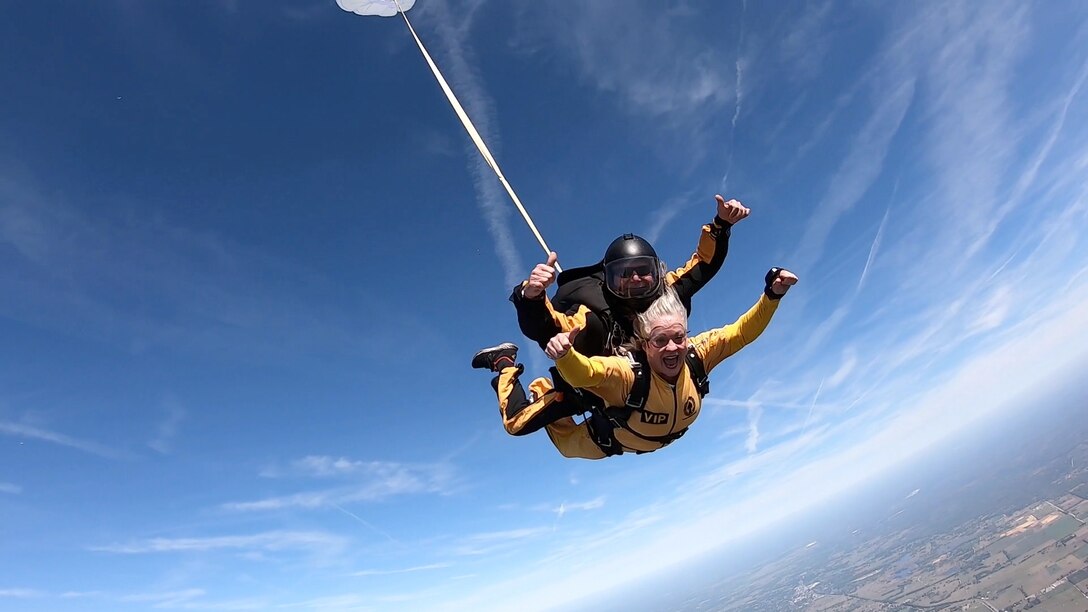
[471,342,519,371]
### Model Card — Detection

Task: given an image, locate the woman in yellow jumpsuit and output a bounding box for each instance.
[472,268,798,459]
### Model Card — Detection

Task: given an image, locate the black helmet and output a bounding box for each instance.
[602,234,664,300]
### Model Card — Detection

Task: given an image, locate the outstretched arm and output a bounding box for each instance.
[547,327,633,405]
[510,251,588,348]
[692,268,798,372]
[666,195,750,304]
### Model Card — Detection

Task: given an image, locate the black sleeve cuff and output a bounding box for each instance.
[713,215,734,229]
[764,267,784,300]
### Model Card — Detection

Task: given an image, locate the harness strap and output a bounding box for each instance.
[687,346,710,397]
[553,348,710,456]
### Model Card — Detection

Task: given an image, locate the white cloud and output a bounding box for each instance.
[60,591,103,599]
[825,349,857,390]
[966,285,1012,335]
[451,526,551,557]
[856,205,890,294]
[532,2,731,118]
[149,396,186,454]
[231,457,457,511]
[352,562,451,577]
[744,403,762,453]
[0,482,21,494]
[121,589,205,604]
[555,497,605,513]
[421,0,526,289]
[778,0,835,83]
[0,588,42,598]
[278,593,374,610]
[93,530,347,556]
[791,76,915,269]
[0,421,126,459]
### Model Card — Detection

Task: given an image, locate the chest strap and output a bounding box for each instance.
[584,347,710,456]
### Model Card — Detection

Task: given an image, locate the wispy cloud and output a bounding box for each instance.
[778,0,835,84]
[722,0,747,195]
[422,0,525,288]
[0,482,21,494]
[791,77,915,269]
[92,530,347,556]
[744,402,762,453]
[60,591,103,599]
[0,588,42,598]
[230,456,457,511]
[509,0,733,164]
[0,420,127,459]
[909,2,1031,258]
[119,588,267,610]
[553,497,605,515]
[856,205,890,294]
[451,526,550,556]
[802,379,824,433]
[121,588,205,604]
[148,396,186,454]
[966,284,1012,335]
[525,2,730,118]
[278,593,375,610]
[352,562,451,577]
[644,193,697,245]
[825,349,857,390]
[330,502,400,545]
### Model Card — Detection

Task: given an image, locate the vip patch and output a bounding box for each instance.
[639,410,669,425]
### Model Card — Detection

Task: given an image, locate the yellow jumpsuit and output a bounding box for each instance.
[494,293,780,459]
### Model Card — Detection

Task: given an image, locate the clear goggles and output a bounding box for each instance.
[604,256,663,299]
[646,330,688,349]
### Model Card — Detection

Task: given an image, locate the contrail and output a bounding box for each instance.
[802,379,824,434]
[856,205,890,294]
[720,0,747,195]
[331,502,401,545]
[0,421,129,459]
[427,0,525,288]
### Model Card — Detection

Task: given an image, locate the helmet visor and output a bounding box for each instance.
[604,256,663,299]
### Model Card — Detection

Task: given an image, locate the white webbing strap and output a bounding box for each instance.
[393,1,560,270]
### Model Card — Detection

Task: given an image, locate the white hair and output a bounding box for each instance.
[633,285,687,343]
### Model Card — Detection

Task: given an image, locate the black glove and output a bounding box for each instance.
[764,267,785,300]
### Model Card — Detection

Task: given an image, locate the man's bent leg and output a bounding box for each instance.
[493,368,581,436]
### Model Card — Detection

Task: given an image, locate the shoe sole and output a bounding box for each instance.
[471,342,519,369]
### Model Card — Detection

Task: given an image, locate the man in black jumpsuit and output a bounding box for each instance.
[510,194,749,358]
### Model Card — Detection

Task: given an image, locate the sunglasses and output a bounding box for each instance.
[619,266,655,279]
[647,332,687,349]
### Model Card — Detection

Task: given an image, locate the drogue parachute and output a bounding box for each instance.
[337,0,559,270]
[336,0,415,18]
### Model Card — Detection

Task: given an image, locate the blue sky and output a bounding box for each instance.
[3,1,1088,610]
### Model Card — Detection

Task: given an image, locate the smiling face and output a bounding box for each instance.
[604,256,662,300]
[643,314,688,383]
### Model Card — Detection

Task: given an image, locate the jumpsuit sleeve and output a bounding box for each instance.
[554,351,634,407]
[510,283,593,349]
[664,218,732,305]
[691,293,780,373]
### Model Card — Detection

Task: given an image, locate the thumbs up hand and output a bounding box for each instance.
[522,251,558,300]
[715,194,750,225]
[545,326,582,360]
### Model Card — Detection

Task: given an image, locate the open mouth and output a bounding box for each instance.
[662,354,681,369]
